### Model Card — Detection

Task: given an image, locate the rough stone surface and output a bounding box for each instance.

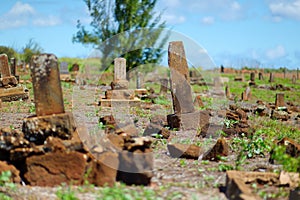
[22,113,76,145]
[24,151,87,186]
[193,95,204,108]
[111,80,129,90]
[30,54,65,116]
[167,110,211,130]
[0,160,21,183]
[275,93,285,108]
[271,110,290,121]
[167,143,202,159]
[201,138,229,161]
[105,89,135,100]
[168,41,194,114]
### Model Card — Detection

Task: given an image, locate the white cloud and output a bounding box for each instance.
[266,45,286,59]
[8,1,35,16]
[201,16,215,25]
[33,15,62,26]
[0,1,62,30]
[163,14,186,24]
[268,0,300,21]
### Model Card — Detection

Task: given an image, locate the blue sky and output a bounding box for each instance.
[1,0,300,69]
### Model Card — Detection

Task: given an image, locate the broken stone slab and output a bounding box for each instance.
[167,143,202,159]
[168,41,195,114]
[22,112,76,145]
[117,147,153,185]
[24,151,87,186]
[0,85,29,102]
[201,138,229,161]
[99,98,141,107]
[167,110,211,130]
[105,89,135,100]
[226,170,300,200]
[271,110,290,121]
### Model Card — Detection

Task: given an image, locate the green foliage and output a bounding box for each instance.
[56,185,79,200]
[0,171,15,200]
[270,145,300,172]
[22,38,43,64]
[73,0,168,71]
[231,133,271,168]
[153,95,171,106]
[0,46,17,60]
[97,183,158,200]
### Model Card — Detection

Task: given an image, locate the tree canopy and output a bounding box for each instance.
[73,0,168,71]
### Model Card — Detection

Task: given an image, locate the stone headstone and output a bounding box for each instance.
[225,85,231,99]
[10,57,16,77]
[258,72,263,80]
[297,68,299,80]
[168,41,194,114]
[30,54,65,116]
[114,58,126,81]
[220,65,224,73]
[250,72,255,82]
[159,78,168,94]
[269,72,274,82]
[136,72,144,89]
[60,62,69,74]
[241,86,251,101]
[275,93,285,108]
[0,54,18,86]
[292,75,296,84]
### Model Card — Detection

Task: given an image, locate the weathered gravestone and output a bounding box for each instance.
[0,54,28,101]
[167,41,210,130]
[258,72,263,80]
[292,75,296,84]
[100,58,140,107]
[269,72,274,82]
[275,93,285,108]
[59,61,74,82]
[159,78,168,94]
[241,86,251,101]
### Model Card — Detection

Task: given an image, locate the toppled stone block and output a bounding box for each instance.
[117,151,153,185]
[201,138,229,161]
[271,110,290,121]
[86,151,119,187]
[105,89,135,100]
[24,151,87,186]
[22,112,76,145]
[0,85,29,102]
[167,110,211,130]
[167,143,202,159]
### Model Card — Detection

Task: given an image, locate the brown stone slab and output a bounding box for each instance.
[30,54,64,116]
[0,85,29,102]
[105,89,135,100]
[168,41,194,114]
[22,112,76,145]
[275,93,285,108]
[167,110,210,130]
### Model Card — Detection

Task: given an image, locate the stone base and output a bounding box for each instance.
[105,89,135,100]
[99,98,141,107]
[167,110,211,130]
[135,89,148,96]
[0,85,29,102]
[0,76,18,86]
[22,112,76,145]
[111,80,129,90]
[60,74,75,82]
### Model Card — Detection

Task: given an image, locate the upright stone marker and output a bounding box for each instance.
[60,62,69,74]
[136,72,144,89]
[10,57,16,77]
[258,72,263,80]
[297,68,299,80]
[275,93,285,108]
[168,41,194,114]
[23,53,75,144]
[30,54,64,116]
[0,54,18,86]
[250,72,255,82]
[111,58,129,90]
[269,72,274,83]
[159,78,168,94]
[292,75,296,84]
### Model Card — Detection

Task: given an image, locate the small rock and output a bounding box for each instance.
[201,138,229,161]
[167,143,202,159]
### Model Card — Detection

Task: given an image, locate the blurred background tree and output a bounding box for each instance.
[73,0,168,72]
[0,46,18,60]
[22,39,43,64]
